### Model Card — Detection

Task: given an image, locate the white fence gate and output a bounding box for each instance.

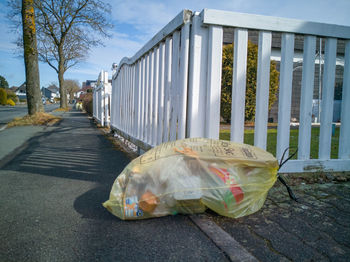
[93,70,111,126]
[98,9,350,173]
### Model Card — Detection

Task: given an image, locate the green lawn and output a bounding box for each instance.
[219,127,340,159]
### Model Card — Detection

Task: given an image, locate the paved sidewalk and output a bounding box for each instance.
[0,107,63,165]
[1,109,349,261]
[210,181,350,261]
[0,110,227,261]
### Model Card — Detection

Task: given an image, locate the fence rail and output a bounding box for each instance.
[94,9,350,173]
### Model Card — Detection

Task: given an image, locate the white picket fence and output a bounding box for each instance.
[93,70,111,126]
[95,9,350,173]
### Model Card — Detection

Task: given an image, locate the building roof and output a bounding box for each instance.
[47,85,59,93]
[18,82,26,92]
[10,86,18,92]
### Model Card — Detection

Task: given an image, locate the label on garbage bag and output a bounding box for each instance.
[140,138,261,164]
[124,196,144,218]
[209,166,244,204]
[174,176,202,200]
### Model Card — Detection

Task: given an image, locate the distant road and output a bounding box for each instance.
[0,104,59,129]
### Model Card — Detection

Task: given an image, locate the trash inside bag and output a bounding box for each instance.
[103,138,278,220]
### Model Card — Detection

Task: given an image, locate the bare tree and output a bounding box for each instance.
[36,0,112,108]
[21,0,44,115]
[9,0,112,108]
[64,79,80,103]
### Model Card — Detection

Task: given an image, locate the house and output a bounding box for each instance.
[42,85,60,101]
[78,80,97,99]
[14,82,27,100]
[223,29,345,123]
[9,86,18,92]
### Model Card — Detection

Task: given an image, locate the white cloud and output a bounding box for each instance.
[109,0,173,37]
[0,4,19,52]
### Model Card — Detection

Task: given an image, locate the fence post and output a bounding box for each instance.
[187,13,208,138]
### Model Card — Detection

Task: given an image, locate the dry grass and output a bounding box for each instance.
[99,128,138,160]
[7,112,62,127]
[53,107,71,112]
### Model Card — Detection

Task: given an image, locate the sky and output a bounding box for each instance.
[0,0,349,89]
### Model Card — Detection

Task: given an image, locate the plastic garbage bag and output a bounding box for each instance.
[103,138,278,220]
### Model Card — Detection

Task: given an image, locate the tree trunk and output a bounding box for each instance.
[21,0,43,115]
[58,65,67,108]
[58,43,67,108]
[69,91,74,104]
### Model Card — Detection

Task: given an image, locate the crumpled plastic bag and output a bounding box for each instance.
[103,138,278,220]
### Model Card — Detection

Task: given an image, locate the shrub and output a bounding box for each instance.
[0,88,7,105]
[6,90,19,103]
[221,41,279,123]
[82,93,93,115]
[7,99,15,106]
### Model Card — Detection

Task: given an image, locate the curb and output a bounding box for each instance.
[0,140,29,169]
[190,214,258,262]
[0,124,7,131]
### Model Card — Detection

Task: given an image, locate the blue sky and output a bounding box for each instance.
[0,0,349,89]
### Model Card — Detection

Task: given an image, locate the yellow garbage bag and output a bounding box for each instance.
[103,138,278,220]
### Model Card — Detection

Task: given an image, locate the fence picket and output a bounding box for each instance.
[120,68,124,131]
[152,47,159,146]
[276,33,295,160]
[143,54,149,141]
[177,23,190,139]
[319,38,337,160]
[206,25,223,139]
[147,50,154,144]
[339,40,350,159]
[130,65,133,134]
[157,42,165,145]
[139,57,145,140]
[170,31,180,141]
[298,36,316,159]
[135,61,141,139]
[163,37,172,143]
[254,31,272,150]
[125,66,128,132]
[230,28,248,143]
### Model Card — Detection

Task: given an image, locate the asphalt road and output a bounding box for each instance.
[0,104,59,128]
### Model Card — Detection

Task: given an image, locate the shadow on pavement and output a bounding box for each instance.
[2,111,129,220]
[0,110,231,261]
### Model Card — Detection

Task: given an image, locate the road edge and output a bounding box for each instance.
[189,214,258,262]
